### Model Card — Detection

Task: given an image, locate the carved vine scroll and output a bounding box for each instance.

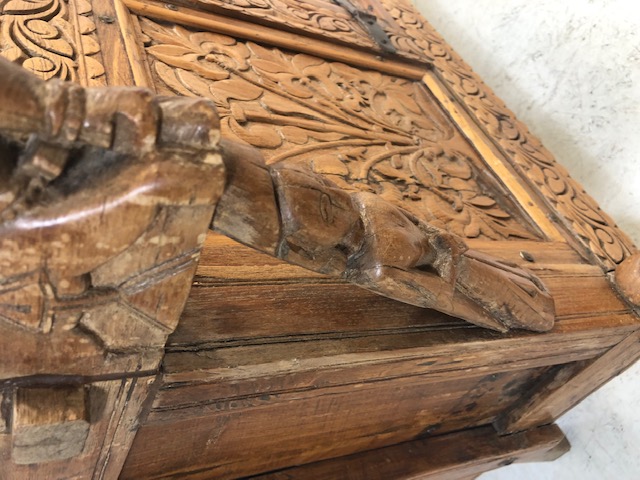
[140,19,540,242]
[0,0,106,85]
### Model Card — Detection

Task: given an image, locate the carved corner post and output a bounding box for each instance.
[0,58,224,478]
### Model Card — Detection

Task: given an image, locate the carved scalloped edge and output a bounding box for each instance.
[380,0,637,270]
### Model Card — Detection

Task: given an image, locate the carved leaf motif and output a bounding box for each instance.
[142,19,538,241]
[379,0,635,267]
[0,0,106,85]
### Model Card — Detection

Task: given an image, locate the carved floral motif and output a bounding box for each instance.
[180,0,376,50]
[141,19,538,241]
[0,0,105,85]
[378,0,636,268]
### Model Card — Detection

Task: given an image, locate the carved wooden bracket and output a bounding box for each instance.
[0,57,224,380]
[0,56,555,386]
[214,141,555,333]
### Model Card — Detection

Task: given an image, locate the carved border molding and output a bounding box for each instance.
[376,0,636,270]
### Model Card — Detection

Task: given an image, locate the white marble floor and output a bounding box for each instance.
[411,1,640,478]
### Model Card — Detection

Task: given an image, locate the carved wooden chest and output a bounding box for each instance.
[0,0,638,479]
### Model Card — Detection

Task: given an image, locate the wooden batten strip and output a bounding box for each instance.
[123,0,428,79]
[155,324,634,412]
[114,0,155,89]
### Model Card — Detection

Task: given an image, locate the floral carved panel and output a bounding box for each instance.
[141,19,539,241]
[0,0,106,85]
[376,0,636,268]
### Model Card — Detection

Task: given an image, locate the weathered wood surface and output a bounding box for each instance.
[496,329,640,435]
[249,424,569,480]
[121,367,547,479]
[0,58,224,380]
[1,0,639,479]
[0,376,156,480]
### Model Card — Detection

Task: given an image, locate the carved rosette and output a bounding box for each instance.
[377,0,636,269]
[140,19,539,241]
[0,0,106,85]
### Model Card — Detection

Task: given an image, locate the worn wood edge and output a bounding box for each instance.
[123,0,427,80]
[247,424,569,480]
[613,252,640,309]
[495,329,640,434]
[92,375,159,480]
[114,0,155,89]
[423,71,565,243]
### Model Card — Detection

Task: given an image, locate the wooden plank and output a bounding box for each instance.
[496,329,640,434]
[249,424,569,480]
[170,275,632,347]
[121,368,544,479]
[170,277,634,348]
[172,235,632,349]
[157,326,629,410]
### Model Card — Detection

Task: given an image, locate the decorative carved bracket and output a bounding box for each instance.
[0,57,224,380]
[0,57,555,384]
[214,140,555,333]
